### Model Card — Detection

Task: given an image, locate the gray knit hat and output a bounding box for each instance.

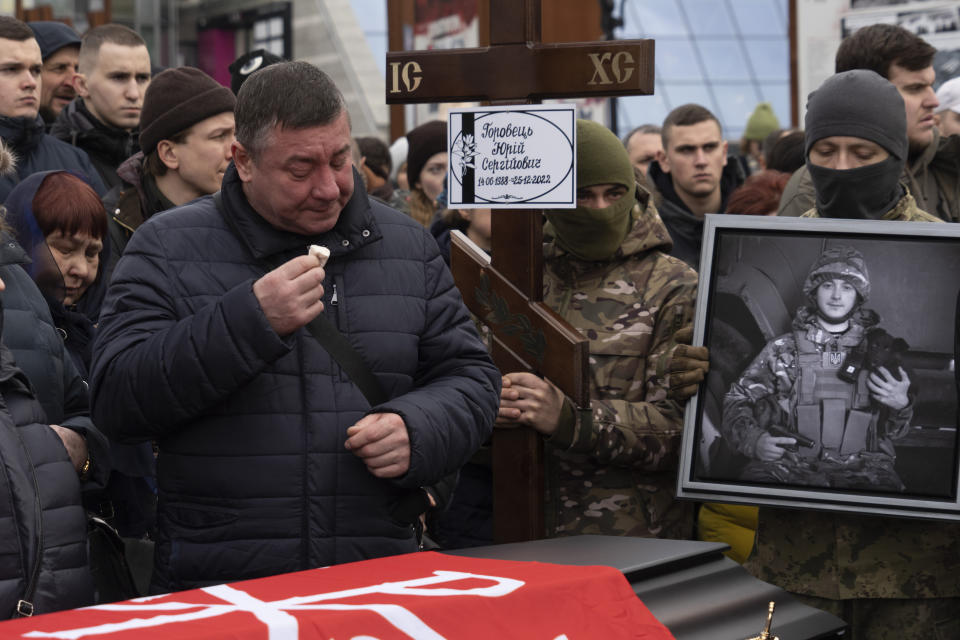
[804,70,907,161]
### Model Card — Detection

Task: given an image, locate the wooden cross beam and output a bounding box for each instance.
[386,0,654,543]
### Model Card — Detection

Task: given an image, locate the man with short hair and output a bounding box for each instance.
[52,23,151,190]
[90,61,499,592]
[103,66,236,266]
[0,16,104,201]
[780,23,960,222]
[647,104,745,268]
[622,123,662,178]
[27,20,80,129]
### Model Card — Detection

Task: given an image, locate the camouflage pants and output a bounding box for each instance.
[790,592,960,640]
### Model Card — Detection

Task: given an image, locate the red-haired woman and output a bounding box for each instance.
[725,169,792,216]
[5,171,155,546]
[5,170,108,377]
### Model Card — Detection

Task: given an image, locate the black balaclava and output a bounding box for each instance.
[805,70,907,220]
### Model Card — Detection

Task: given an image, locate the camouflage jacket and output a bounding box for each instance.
[722,306,912,463]
[541,185,699,539]
[754,198,960,601]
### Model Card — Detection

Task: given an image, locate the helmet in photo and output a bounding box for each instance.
[802,245,870,304]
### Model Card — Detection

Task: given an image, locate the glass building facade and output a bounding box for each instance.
[615,0,791,140]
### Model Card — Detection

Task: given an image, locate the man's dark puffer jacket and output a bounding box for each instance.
[0,343,93,618]
[90,165,500,592]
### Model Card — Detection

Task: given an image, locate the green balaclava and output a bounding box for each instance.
[545,119,637,261]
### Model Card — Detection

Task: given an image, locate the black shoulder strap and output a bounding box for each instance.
[212,192,387,406]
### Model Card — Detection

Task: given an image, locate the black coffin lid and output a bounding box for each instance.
[448,535,846,640]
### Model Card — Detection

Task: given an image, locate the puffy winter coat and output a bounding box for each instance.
[0,115,105,202]
[90,165,500,592]
[647,158,745,269]
[0,242,109,490]
[0,341,93,617]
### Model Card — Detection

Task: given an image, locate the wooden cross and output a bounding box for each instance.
[386,0,654,543]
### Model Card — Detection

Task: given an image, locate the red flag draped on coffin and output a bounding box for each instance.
[0,552,675,640]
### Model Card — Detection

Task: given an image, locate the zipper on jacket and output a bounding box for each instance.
[334,275,347,331]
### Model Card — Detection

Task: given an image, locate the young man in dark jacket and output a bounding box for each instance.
[102,66,236,283]
[0,17,105,201]
[647,103,744,268]
[51,24,151,191]
[90,61,500,593]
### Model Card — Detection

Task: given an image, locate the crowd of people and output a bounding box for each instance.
[0,12,955,639]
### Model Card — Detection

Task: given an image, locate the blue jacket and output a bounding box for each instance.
[90,165,499,591]
[0,115,106,202]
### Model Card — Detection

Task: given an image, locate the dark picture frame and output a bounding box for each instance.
[677,215,960,521]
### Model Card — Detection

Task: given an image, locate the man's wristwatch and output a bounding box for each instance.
[79,455,91,482]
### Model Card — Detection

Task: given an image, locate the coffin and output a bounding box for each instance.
[0,535,845,639]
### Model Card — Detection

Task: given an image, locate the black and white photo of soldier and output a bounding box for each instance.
[695,234,959,500]
[722,246,910,491]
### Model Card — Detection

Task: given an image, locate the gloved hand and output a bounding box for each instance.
[666,326,710,401]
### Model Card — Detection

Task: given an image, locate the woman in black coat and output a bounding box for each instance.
[3,172,152,540]
[0,260,93,617]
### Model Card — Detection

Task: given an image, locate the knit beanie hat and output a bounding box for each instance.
[28,21,80,61]
[576,118,635,190]
[406,120,447,191]
[543,120,638,262]
[802,245,870,303]
[804,70,907,161]
[744,102,780,141]
[228,48,284,95]
[139,67,237,155]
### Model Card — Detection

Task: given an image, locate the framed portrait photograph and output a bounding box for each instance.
[677,215,960,521]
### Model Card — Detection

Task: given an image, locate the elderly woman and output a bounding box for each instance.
[721,246,912,491]
[5,171,154,544]
[4,170,109,377]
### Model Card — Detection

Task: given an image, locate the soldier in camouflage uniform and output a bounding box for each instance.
[721,246,912,492]
[669,70,960,638]
[497,119,699,539]
[748,71,958,639]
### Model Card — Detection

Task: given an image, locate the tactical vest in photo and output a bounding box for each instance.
[792,328,877,458]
